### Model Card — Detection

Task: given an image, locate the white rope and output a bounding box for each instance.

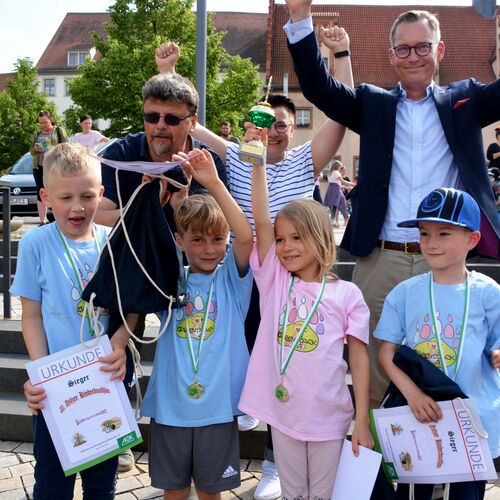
[443,483,450,500]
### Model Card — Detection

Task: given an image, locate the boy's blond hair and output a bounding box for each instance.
[174,194,229,236]
[43,143,101,187]
[276,199,337,281]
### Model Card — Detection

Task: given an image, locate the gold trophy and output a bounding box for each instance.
[238,77,276,166]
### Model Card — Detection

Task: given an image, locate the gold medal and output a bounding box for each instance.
[187,382,205,399]
[275,384,289,402]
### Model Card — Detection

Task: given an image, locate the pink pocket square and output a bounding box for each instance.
[453,98,470,110]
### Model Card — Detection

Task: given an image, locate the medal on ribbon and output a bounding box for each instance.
[184,268,216,399]
[275,276,325,402]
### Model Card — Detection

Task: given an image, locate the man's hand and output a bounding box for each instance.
[284,0,312,22]
[319,25,350,53]
[24,379,46,415]
[156,42,180,75]
[407,387,442,423]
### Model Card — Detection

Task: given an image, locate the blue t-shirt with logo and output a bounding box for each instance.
[141,247,252,427]
[11,223,110,354]
[375,271,500,458]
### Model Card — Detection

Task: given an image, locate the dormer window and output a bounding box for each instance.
[67,51,90,67]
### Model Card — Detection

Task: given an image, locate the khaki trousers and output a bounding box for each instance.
[352,246,429,408]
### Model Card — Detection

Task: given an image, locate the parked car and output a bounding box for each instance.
[0,140,117,220]
[0,153,38,218]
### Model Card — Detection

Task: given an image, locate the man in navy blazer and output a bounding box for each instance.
[284,0,500,406]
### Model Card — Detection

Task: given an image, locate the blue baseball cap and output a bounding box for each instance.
[397,188,480,232]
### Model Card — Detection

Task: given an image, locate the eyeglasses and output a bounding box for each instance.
[143,112,193,126]
[270,121,291,133]
[392,41,438,59]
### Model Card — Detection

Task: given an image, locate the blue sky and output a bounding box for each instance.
[0,0,493,74]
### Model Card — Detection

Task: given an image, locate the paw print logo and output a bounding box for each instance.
[176,290,216,340]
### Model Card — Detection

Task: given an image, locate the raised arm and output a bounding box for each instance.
[310,26,353,176]
[285,0,359,132]
[156,41,180,75]
[251,131,275,264]
[156,41,229,162]
[175,149,252,274]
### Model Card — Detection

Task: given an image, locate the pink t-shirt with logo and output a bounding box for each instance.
[239,244,369,441]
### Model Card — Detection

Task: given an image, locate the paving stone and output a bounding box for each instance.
[115,493,137,500]
[221,491,235,500]
[0,441,19,451]
[0,468,12,480]
[0,488,28,500]
[21,473,34,488]
[16,454,34,464]
[0,455,20,469]
[230,477,259,500]
[187,487,197,500]
[13,443,33,455]
[247,460,262,473]
[118,466,142,478]
[0,442,19,453]
[0,476,23,493]
[136,452,149,464]
[135,462,149,474]
[241,471,254,481]
[137,472,151,487]
[240,459,250,471]
[133,485,164,499]
[9,463,33,478]
[115,476,143,494]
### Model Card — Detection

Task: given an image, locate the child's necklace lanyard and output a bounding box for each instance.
[279,275,326,377]
[184,267,217,391]
[55,224,101,335]
[428,271,470,380]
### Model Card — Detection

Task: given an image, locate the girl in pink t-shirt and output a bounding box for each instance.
[239,161,374,499]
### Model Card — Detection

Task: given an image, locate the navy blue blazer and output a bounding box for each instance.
[288,32,500,257]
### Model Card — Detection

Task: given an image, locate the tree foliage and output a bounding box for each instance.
[68,0,260,138]
[0,59,58,170]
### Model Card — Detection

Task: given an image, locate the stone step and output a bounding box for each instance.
[0,392,268,456]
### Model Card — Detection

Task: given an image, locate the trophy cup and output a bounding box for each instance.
[238,77,276,166]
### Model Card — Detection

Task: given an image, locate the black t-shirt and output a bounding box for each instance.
[486,142,500,169]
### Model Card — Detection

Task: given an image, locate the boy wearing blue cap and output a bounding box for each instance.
[375,188,500,500]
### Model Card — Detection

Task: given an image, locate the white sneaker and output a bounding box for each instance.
[238,414,259,431]
[254,460,281,500]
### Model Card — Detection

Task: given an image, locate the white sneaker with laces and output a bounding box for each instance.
[254,459,281,500]
[117,448,134,473]
[238,414,259,431]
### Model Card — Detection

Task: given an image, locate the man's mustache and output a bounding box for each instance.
[152,131,173,139]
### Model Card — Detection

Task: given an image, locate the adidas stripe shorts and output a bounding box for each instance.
[149,417,241,493]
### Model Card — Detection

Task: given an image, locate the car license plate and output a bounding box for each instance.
[11,198,28,205]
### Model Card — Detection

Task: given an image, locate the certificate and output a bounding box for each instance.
[370,399,496,484]
[26,335,142,476]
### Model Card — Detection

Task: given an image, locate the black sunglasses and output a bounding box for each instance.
[143,112,193,126]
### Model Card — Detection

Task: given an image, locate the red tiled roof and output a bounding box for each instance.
[37,13,109,71]
[0,73,14,92]
[270,4,499,90]
[212,12,267,69]
[36,11,267,72]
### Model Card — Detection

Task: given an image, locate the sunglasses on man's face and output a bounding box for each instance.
[143,112,193,126]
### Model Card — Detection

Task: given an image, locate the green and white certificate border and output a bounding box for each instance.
[26,335,143,476]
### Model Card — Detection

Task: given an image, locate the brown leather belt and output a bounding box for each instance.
[376,239,421,254]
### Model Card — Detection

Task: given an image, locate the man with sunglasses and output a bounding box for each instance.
[283,0,500,408]
[95,72,227,228]
[94,71,227,473]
